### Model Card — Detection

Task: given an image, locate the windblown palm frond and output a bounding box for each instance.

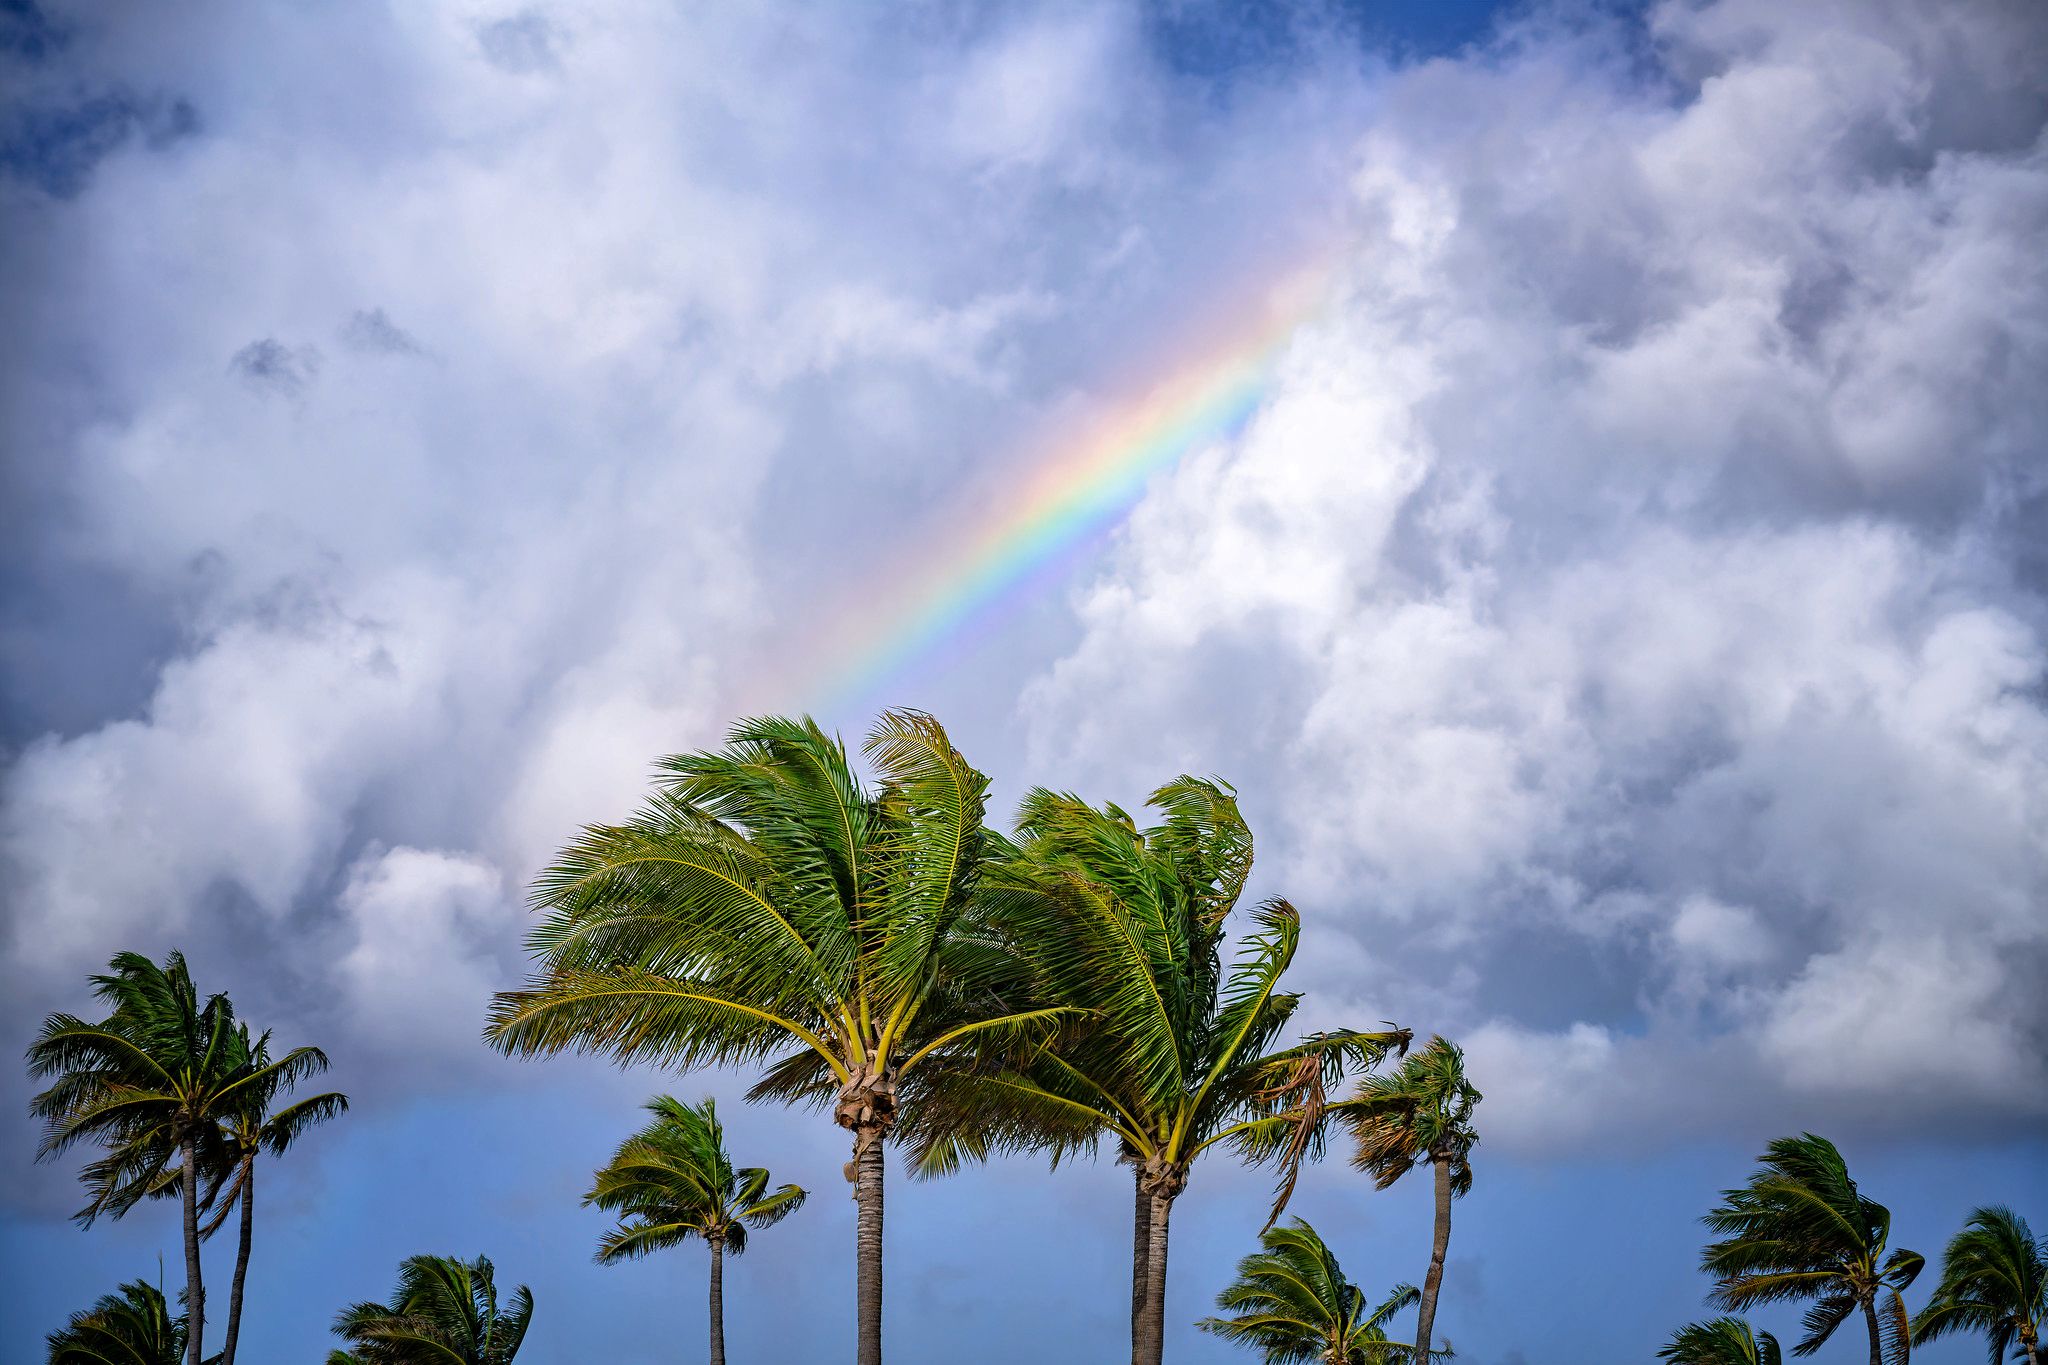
[585,1095,804,1260]
[1702,1134,1921,1360]
[1911,1206,2045,1365]
[1198,1218,1440,1364]
[46,1279,190,1365]
[1659,1317,1785,1365]
[329,1254,532,1365]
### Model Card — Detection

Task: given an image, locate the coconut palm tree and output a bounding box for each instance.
[29,951,327,1365]
[198,1025,348,1365]
[899,780,1409,1365]
[486,711,1071,1365]
[328,1254,532,1365]
[46,1279,188,1365]
[1701,1134,1922,1365]
[1912,1206,2045,1365]
[1340,1036,1479,1363]
[1196,1217,1437,1364]
[1660,1318,1785,1365]
[586,1095,806,1365]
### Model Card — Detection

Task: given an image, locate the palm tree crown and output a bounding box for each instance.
[586,1094,806,1261]
[486,711,1065,1365]
[46,1279,188,1365]
[1343,1036,1479,1196]
[328,1254,532,1365]
[1911,1206,2046,1365]
[900,779,1407,1365]
[1701,1133,1922,1364]
[1660,1318,1785,1365]
[1197,1218,1431,1365]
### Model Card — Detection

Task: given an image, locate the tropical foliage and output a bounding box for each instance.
[46,1279,190,1365]
[1340,1035,1478,1362]
[486,711,1069,1365]
[898,780,1408,1365]
[586,1095,805,1365]
[328,1254,532,1365]
[1659,1317,1784,1365]
[1196,1218,1434,1365]
[1911,1206,2044,1365]
[28,951,337,1365]
[1701,1134,1922,1365]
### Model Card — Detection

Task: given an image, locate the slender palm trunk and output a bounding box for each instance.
[220,1157,255,1365]
[1130,1166,1149,1361]
[180,1130,205,1365]
[854,1131,885,1365]
[1861,1296,1883,1365]
[1134,1192,1174,1365]
[1413,1157,1452,1360]
[708,1235,726,1365]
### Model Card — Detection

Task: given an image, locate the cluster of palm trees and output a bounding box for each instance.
[28,709,1478,1365]
[1661,1134,2045,1365]
[30,949,347,1365]
[480,709,1487,1364]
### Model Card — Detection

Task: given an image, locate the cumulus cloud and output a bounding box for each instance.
[1024,0,2048,1146]
[1,0,2041,1185]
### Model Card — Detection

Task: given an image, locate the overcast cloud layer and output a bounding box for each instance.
[3,0,2046,1358]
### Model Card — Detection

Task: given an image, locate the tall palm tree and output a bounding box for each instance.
[1196,1217,1435,1364]
[1701,1134,1923,1365]
[586,1095,806,1365]
[46,1279,188,1365]
[1912,1206,2045,1365]
[199,1025,349,1365]
[1340,1035,1479,1363]
[486,711,1071,1365]
[29,951,325,1365]
[1660,1318,1785,1365]
[328,1254,532,1365]
[900,780,1409,1365]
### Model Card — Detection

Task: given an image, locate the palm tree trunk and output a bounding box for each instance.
[1130,1165,1149,1361]
[220,1157,255,1365]
[708,1235,726,1365]
[1134,1192,1174,1365]
[854,1131,885,1365]
[1413,1157,1452,1360]
[180,1130,205,1365]
[1861,1296,1883,1365]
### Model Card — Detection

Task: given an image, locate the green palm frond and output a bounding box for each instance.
[47,1279,188,1365]
[1659,1317,1784,1365]
[1911,1206,2046,1365]
[1199,1218,1439,1365]
[331,1254,531,1365]
[584,1095,803,1264]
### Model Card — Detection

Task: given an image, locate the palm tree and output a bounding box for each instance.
[198,1025,349,1365]
[1701,1133,1923,1365]
[28,950,326,1365]
[1660,1318,1785,1365]
[486,711,1071,1365]
[1196,1217,1437,1364]
[328,1254,532,1364]
[586,1095,806,1364]
[1340,1036,1479,1363]
[899,780,1409,1365]
[46,1279,188,1365]
[1912,1206,2045,1365]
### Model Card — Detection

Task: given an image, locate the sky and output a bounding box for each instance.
[2,0,2045,1361]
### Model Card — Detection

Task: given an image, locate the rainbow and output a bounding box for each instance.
[777,256,1338,715]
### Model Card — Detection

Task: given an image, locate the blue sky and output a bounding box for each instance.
[4,0,2046,1362]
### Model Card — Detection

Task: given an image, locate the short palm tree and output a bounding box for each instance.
[1912,1206,2045,1365]
[46,1279,188,1365]
[487,711,1070,1365]
[1340,1035,1479,1363]
[1197,1217,1435,1364]
[900,780,1409,1365]
[586,1095,806,1365]
[29,951,327,1365]
[1660,1318,1785,1365]
[328,1254,532,1365]
[1701,1134,1923,1365]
